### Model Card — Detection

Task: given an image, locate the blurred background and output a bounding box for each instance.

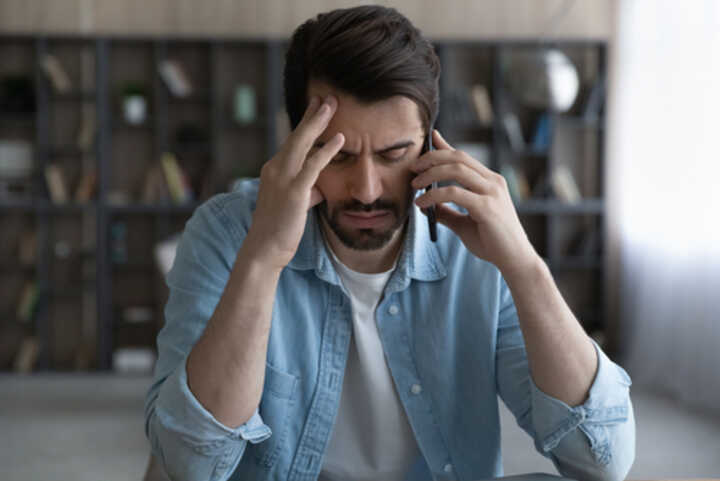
[0,1,718,480]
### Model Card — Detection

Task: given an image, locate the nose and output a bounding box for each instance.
[348,155,382,205]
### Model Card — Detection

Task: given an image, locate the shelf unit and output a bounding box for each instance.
[0,35,607,372]
[436,40,607,336]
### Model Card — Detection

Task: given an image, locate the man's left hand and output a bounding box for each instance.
[411,130,540,277]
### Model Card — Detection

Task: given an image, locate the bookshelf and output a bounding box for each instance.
[0,35,607,372]
[437,40,607,339]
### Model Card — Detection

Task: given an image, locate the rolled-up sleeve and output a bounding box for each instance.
[496,278,635,481]
[147,357,271,481]
[143,193,271,481]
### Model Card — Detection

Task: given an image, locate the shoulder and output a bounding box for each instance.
[188,178,260,241]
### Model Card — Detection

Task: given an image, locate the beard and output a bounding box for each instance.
[317,192,414,251]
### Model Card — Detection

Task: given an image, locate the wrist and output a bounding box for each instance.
[499,251,546,289]
[239,229,294,275]
[236,240,286,277]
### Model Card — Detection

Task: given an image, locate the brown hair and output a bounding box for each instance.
[284,5,441,132]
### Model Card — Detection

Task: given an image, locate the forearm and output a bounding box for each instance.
[502,255,598,407]
[186,243,281,428]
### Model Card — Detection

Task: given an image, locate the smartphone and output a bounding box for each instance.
[422,129,438,242]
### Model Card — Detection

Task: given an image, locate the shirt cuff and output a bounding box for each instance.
[530,340,632,464]
[155,356,272,448]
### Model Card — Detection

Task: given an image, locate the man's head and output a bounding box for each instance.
[284,6,441,252]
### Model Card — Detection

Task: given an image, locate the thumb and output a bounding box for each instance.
[309,185,325,208]
[432,129,455,151]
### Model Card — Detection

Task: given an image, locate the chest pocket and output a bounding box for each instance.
[254,363,298,469]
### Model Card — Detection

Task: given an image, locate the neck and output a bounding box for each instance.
[321,218,406,274]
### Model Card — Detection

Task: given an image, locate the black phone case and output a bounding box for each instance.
[422,130,438,242]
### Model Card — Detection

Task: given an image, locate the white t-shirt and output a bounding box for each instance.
[319,250,421,481]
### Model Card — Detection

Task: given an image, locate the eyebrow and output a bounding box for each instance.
[313,139,416,155]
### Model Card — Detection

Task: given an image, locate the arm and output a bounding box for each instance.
[495,279,635,481]
[412,129,597,405]
[145,95,345,480]
[500,255,597,407]
[188,95,344,427]
[412,130,635,480]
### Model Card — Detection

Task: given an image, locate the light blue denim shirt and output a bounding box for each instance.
[145,179,635,481]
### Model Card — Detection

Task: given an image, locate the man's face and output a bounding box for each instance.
[308,81,426,251]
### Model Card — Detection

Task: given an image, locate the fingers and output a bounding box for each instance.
[286,96,338,165]
[411,162,493,196]
[412,132,496,180]
[296,132,345,190]
[433,203,474,237]
[415,184,487,221]
[432,129,455,151]
[298,96,322,125]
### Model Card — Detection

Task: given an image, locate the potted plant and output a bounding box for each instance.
[120,83,148,125]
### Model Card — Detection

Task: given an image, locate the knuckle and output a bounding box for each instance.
[447,185,463,197]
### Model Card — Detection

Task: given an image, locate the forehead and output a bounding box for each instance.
[308,81,424,144]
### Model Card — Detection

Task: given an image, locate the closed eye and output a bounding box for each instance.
[330,152,350,163]
[382,147,409,161]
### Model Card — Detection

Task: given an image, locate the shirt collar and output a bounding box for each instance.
[287,203,447,288]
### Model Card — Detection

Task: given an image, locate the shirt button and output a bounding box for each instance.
[388,304,399,315]
[443,463,453,473]
[410,383,422,395]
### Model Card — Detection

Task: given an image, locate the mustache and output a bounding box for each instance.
[338,199,397,212]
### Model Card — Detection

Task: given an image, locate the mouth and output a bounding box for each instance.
[341,210,392,229]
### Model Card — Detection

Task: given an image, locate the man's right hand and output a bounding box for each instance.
[242,95,345,271]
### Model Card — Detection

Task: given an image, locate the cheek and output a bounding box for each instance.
[390,167,416,194]
[314,170,341,200]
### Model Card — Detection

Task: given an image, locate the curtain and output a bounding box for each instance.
[608,0,720,411]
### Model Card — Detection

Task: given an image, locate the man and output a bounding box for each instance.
[145,6,635,481]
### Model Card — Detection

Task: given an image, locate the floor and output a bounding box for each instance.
[1,374,719,481]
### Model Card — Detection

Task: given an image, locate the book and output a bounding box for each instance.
[76,108,96,151]
[45,164,69,203]
[40,55,71,93]
[500,164,530,203]
[161,152,193,204]
[14,337,40,373]
[502,112,525,151]
[16,281,39,323]
[141,164,171,204]
[158,60,193,97]
[583,73,605,121]
[530,113,553,152]
[551,165,582,203]
[470,84,493,126]
[74,170,97,202]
